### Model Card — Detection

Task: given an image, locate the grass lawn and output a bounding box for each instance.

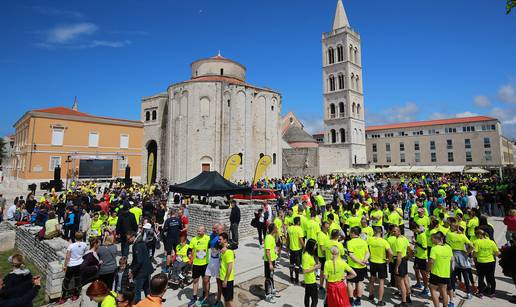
[0,249,47,306]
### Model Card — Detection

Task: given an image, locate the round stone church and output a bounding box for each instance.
[141,54,282,184]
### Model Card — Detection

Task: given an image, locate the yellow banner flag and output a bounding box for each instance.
[147,152,155,185]
[253,155,272,184]
[223,153,242,180]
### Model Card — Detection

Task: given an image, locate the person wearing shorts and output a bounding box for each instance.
[264,223,279,303]
[203,223,223,306]
[286,216,304,284]
[411,222,430,297]
[392,226,412,306]
[428,232,453,307]
[346,227,370,306]
[219,233,235,307]
[367,226,392,306]
[187,227,210,307]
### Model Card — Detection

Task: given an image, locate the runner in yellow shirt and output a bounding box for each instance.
[472,229,500,297]
[367,226,392,306]
[323,246,357,306]
[317,222,330,290]
[219,233,235,307]
[263,224,279,303]
[302,239,320,307]
[346,227,370,306]
[410,223,430,298]
[287,216,305,284]
[428,232,453,307]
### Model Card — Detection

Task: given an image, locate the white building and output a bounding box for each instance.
[321,0,367,166]
[142,54,282,184]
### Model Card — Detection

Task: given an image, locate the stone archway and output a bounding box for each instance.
[146,140,158,184]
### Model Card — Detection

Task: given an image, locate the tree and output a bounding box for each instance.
[508,0,516,14]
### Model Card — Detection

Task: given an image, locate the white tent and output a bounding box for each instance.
[434,165,465,173]
[464,167,489,174]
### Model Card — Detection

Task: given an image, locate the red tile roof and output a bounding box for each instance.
[32,106,141,124]
[365,116,496,132]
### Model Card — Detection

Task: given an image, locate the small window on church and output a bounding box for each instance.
[152,110,157,121]
[227,99,231,107]
[271,105,274,111]
[220,69,224,76]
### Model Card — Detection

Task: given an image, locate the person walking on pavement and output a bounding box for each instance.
[162,209,182,270]
[116,206,138,257]
[229,200,240,244]
[188,226,210,307]
[127,231,153,304]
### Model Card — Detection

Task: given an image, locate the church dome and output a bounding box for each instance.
[191,53,246,81]
[283,125,319,148]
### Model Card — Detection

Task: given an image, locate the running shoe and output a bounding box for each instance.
[376,301,386,306]
[411,282,423,290]
[187,297,197,307]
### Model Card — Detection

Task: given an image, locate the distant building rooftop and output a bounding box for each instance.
[365,116,497,132]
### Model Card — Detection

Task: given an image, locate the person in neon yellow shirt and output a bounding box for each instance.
[410,223,430,297]
[370,203,384,227]
[323,245,356,306]
[367,226,392,305]
[428,232,453,307]
[304,210,320,241]
[467,209,479,238]
[219,233,235,307]
[392,226,412,306]
[360,216,374,241]
[302,239,320,307]
[347,226,370,306]
[90,212,104,237]
[287,216,304,284]
[263,223,278,303]
[414,208,430,230]
[317,221,330,290]
[188,226,210,306]
[472,229,500,297]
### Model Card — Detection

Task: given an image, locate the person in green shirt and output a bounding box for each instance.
[387,204,402,231]
[264,223,279,303]
[467,208,479,238]
[472,229,500,297]
[287,216,305,284]
[360,216,374,241]
[302,239,320,307]
[305,210,321,241]
[273,210,285,260]
[317,221,330,290]
[446,221,473,299]
[346,227,370,306]
[370,203,384,228]
[325,229,345,263]
[409,222,430,298]
[414,209,430,230]
[90,212,104,238]
[219,233,235,307]
[367,226,392,306]
[428,232,453,307]
[392,226,412,306]
[323,246,357,307]
[187,226,210,307]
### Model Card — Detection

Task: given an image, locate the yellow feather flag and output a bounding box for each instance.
[223,153,242,180]
[147,152,155,185]
[253,155,272,185]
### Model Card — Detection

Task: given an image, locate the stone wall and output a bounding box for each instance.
[171,203,263,239]
[282,147,320,177]
[2,222,68,300]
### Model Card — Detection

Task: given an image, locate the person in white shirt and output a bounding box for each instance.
[467,191,478,209]
[6,204,16,221]
[58,232,88,304]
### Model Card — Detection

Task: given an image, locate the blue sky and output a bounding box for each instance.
[1,0,515,138]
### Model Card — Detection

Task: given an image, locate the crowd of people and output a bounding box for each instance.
[252,174,515,307]
[0,173,514,307]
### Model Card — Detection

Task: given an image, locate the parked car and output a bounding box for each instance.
[233,188,277,201]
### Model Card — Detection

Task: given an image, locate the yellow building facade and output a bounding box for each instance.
[9,106,143,188]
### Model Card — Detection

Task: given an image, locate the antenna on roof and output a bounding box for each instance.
[218,50,221,57]
[72,96,78,111]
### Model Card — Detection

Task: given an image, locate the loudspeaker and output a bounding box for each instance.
[28,183,37,193]
[40,182,49,190]
[49,179,63,192]
[54,166,61,181]
[125,165,131,180]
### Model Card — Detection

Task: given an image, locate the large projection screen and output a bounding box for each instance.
[78,160,113,179]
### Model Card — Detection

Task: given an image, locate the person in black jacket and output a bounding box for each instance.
[117,206,138,257]
[127,231,153,303]
[229,200,241,244]
[0,275,41,307]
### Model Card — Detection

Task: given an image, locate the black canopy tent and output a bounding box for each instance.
[169,171,251,196]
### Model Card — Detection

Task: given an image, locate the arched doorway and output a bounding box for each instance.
[147,140,158,184]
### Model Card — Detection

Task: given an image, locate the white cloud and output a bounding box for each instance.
[429,112,448,120]
[473,95,491,108]
[32,6,83,19]
[367,101,419,125]
[498,84,516,103]
[490,107,516,139]
[455,111,479,118]
[299,116,324,134]
[47,23,97,44]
